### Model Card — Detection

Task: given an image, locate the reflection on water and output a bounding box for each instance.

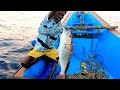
[0,11,120,79]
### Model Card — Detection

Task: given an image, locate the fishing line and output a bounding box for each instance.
[95,54,104,65]
[89,36,94,52]
[73,67,81,74]
[72,52,86,61]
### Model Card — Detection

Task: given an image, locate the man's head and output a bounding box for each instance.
[54,11,67,23]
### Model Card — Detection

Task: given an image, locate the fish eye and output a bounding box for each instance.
[69,35,72,38]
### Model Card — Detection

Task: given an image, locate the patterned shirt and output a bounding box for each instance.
[34,14,63,52]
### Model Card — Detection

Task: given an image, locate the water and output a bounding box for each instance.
[0,11,120,79]
[0,11,49,79]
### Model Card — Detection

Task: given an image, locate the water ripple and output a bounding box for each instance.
[9,48,29,53]
[0,55,7,59]
[0,61,9,70]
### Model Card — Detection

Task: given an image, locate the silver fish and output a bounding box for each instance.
[56,27,73,79]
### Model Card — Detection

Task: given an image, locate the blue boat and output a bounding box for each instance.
[14,11,120,79]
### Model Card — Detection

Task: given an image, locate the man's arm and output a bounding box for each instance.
[38,11,57,35]
[48,11,57,20]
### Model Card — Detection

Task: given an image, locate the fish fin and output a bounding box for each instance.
[65,45,67,48]
[56,47,59,53]
[55,74,66,79]
[58,61,60,66]
[71,44,74,54]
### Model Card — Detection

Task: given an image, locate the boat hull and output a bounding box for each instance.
[15,11,120,79]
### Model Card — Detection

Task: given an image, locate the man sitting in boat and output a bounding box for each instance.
[21,11,67,72]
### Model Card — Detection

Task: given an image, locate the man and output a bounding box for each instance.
[21,11,67,70]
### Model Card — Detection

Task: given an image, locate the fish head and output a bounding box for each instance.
[62,27,72,43]
[66,30,72,44]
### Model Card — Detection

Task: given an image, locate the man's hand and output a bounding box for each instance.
[53,27,62,34]
[48,11,57,20]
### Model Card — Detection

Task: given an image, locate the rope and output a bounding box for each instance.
[89,36,94,52]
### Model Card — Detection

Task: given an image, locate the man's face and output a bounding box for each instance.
[54,11,66,23]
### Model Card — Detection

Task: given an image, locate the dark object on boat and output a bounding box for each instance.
[66,72,108,79]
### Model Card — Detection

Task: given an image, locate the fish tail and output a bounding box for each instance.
[55,73,66,79]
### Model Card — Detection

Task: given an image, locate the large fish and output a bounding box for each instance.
[56,27,73,79]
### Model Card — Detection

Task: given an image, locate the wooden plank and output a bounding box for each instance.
[48,61,58,79]
[14,67,26,78]
[64,26,118,30]
[90,11,120,38]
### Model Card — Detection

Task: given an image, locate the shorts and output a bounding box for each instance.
[27,48,59,61]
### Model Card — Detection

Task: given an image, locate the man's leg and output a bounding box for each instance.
[21,56,34,68]
[21,55,45,68]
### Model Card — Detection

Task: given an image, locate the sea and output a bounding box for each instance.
[0,11,120,79]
